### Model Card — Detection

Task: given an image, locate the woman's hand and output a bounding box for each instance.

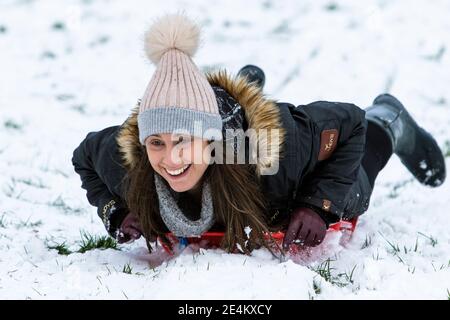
[117,212,143,244]
[282,207,327,249]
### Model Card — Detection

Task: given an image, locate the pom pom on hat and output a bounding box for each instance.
[144,13,201,65]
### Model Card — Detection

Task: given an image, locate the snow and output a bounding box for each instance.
[1,0,449,299]
[244,226,252,239]
[420,160,427,170]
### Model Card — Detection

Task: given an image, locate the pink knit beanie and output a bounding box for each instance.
[138,13,223,145]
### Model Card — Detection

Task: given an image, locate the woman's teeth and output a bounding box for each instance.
[165,164,190,176]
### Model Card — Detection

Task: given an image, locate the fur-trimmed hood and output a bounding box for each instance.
[116,69,286,176]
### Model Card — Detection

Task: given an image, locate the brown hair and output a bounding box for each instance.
[124,143,279,255]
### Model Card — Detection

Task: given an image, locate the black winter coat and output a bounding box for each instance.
[72,71,372,237]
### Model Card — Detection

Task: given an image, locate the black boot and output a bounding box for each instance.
[365,93,446,187]
[237,65,265,89]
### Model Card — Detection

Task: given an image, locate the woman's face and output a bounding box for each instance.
[145,133,211,193]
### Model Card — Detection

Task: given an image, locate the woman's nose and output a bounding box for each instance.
[163,144,184,167]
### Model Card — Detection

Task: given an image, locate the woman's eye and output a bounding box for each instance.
[150,140,163,146]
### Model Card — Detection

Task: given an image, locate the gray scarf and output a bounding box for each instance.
[154,173,215,237]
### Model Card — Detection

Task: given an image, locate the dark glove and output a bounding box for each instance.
[282,207,327,250]
[117,212,143,244]
[98,198,128,239]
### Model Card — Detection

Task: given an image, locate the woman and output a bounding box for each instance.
[72,14,446,255]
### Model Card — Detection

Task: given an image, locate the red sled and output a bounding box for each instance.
[158,218,358,256]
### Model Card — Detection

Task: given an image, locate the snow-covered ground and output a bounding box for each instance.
[0,0,449,299]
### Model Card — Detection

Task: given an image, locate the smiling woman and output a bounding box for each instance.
[123,122,273,253]
[110,12,285,252]
[145,133,211,194]
[71,12,446,256]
